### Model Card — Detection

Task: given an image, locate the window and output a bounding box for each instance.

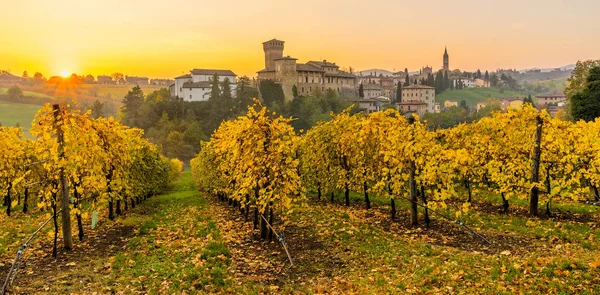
[310,86,312,92]
[180,87,182,92]
[306,77,308,83]
[302,87,304,93]
[190,95,192,99]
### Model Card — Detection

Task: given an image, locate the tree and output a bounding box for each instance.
[404,74,410,87]
[476,69,482,79]
[292,84,298,99]
[524,94,536,107]
[484,70,490,81]
[358,83,364,98]
[259,80,285,107]
[221,77,232,102]
[33,72,45,84]
[7,85,23,101]
[443,71,450,91]
[459,100,468,111]
[396,82,402,103]
[571,66,600,122]
[490,73,499,87]
[121,86,145,126]
[84,74,95,84]
[210,73,221,101]
[22,71,28,79]
[111,72,124,82]
[566,60,600,100]
[435,71,444,93]
[90,99,104,118]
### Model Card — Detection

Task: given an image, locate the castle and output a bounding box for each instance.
[257,39,357,101]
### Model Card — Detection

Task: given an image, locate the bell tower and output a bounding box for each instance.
[443,46,449,72]
[263,39,284,71]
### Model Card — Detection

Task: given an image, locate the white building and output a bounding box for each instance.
[362,84,385,100]
[453,78,476,88]
[353,96,391,115]
[170,69,237,101]
[401,84,436,113]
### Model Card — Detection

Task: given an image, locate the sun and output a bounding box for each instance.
[60,70,71,78]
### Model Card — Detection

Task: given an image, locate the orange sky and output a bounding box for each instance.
[2,0,599,78]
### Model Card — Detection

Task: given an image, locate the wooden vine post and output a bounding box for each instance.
[529,115,543,217]
[52,104,73,250]
[408,117,418,226]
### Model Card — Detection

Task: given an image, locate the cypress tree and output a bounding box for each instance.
[444,71,450,91]
[359,83,364,98]
[210,73,220,101]
[396,81,402,102]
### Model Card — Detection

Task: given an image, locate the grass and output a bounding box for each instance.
[436,87,528,106]
[0,102,42,137]
[0,87,53,99]
[1,172,599,294]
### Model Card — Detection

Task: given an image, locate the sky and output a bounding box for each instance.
[1,0,599,78]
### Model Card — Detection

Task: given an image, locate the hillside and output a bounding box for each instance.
[436,88,528,106]
[0,102,42,137]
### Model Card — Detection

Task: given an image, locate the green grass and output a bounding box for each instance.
[436,87,528,106]
[2,172,599,294]
[0,102,42,137]
[0,87,53,99]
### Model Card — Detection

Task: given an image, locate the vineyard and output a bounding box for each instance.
[1,102,600,293]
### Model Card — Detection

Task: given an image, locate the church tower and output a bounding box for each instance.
[263,39,285,71]
[443,47,449,72]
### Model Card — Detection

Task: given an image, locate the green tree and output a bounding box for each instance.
[435,71,444,93]
[566,60,600,100]
[490,73,499,87]
[396,82,402,102]
[121,86,145,127]
[292,84,298,98]
[524,94,536,107]
[221,78,232,102]
[259,80,285,107]
[164,131,185,159]
[358,83,364,98]
[404,74,410,87]
[7,85,23,101]
[90,99,105,118]
[210,73,221,101]
[571,66,600,122]
[484,70,489,81]
[443,71,450,90]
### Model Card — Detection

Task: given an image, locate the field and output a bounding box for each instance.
[2,171,599,294]
[0,102,42,137]
[436,88,528,106]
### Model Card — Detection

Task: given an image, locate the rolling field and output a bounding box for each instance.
[0,102,42,136]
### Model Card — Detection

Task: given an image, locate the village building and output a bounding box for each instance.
[362,84,385,100]
[453,78,477,88]
[444,100,458,108]
[536,94,566,106]
[170,69,237,102]
[400,84,436,113]
[126,76,149,85]
[353,96,391,115]
[257,39,357,101]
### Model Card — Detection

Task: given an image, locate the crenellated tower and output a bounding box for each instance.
[263,39,285,71]
[443,46,449,72]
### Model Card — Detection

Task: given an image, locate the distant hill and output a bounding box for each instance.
[436,88,528,106]
[0,101,42,137]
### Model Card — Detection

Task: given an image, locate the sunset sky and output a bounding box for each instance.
[2,0,599,78]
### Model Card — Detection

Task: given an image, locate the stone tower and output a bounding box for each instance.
[443,46,449,72]
[263,39,285,71]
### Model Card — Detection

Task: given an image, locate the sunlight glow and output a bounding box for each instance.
[60,70,70,77]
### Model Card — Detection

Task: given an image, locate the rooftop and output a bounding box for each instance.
[263,39,285,44]
[308,60,340,68]
[191,69,236,76]
[536,94,566,98]
[402,84,435,90]
[296,63,324,72]
[175,74,192,79]
[274,56,298,61]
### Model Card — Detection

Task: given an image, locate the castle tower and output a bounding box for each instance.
[263,39,285,71]
[443,46,449,72]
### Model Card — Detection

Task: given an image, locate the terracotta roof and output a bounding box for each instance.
[263,39,285,44]
[324,71,356,78]
[175,74,191,79]
[182,81,212,88]
[308,60,340,68]
[402,84,435,90]
[190,69,236,76]
[296,63,324,72]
